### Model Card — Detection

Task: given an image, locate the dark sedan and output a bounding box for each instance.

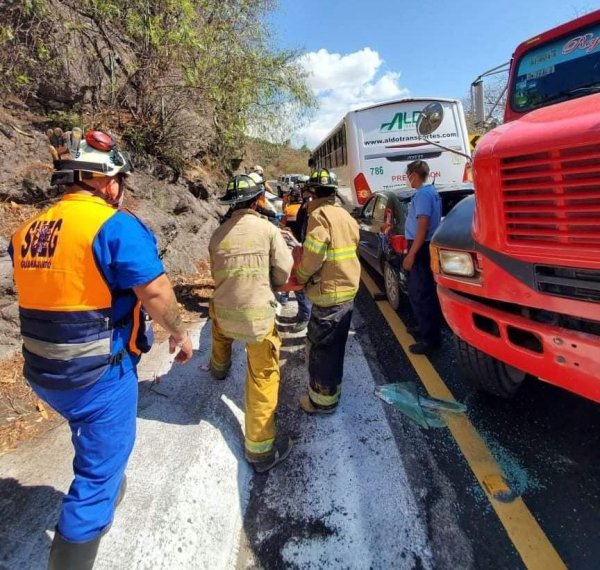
[354,185,474,309]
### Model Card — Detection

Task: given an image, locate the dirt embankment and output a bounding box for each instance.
[0,102,222,453]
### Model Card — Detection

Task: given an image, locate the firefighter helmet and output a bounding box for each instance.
[219,175,263,205]
[308,168,338,189]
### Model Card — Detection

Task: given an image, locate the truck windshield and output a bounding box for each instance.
[510,21,600,112]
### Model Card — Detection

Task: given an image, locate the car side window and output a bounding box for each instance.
[372,195,387,224]
[362,197,377,220]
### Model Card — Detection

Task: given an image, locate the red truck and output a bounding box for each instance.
[428,10,600,402]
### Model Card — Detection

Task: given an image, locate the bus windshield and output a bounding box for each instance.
[511,21,600,112]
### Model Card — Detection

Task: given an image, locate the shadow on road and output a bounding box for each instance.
[0,478,63,569]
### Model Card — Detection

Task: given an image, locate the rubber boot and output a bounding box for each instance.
[48,532,101,570]
[116,474,127,507]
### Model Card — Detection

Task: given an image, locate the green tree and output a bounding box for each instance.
[1,0,317,167]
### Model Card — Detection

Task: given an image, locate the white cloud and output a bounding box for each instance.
[294,48,409,148]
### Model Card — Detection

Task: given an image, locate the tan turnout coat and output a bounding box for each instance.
[296,196,361,306]
[209,209,293,342]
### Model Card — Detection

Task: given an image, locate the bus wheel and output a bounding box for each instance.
[384,261,401,311]
[455,337,526,398]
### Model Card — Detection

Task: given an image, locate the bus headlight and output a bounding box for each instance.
[439,250,476,277]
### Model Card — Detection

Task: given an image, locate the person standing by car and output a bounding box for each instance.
[402,160,443,354]
[296,169,360,414]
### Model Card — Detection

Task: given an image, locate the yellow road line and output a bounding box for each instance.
[361,269,566,570]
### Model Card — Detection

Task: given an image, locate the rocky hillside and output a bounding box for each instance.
[0,101,227,353]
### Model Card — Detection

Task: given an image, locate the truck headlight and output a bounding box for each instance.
[439,250,476,277]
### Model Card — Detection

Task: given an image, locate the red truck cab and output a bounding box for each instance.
[430,10,600,402]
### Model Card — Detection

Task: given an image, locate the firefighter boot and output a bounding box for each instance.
[299,393,337,415]
[48,532,101,570]
[247,436,293,473]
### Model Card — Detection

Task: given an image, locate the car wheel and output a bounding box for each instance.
[383,261,401,311]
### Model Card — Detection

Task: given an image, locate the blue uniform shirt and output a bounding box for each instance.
[92,211,165,373]
[404,184,442,241]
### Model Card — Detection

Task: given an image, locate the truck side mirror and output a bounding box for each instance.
[472,79,485,127]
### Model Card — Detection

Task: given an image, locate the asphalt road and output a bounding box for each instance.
[358,264,600,570]
[0,273,598,569]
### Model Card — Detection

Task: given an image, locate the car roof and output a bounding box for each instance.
[373,183,474,201]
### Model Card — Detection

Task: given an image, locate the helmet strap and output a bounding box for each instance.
[75,172,122,208]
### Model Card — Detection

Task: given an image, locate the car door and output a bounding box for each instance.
[358,194,387,272]
[370,194,389,268]
[357,196,377,267]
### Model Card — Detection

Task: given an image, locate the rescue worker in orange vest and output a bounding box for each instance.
[296,168,360,414]
[209,175,294,472]
[9,128,193,570]
[282,186,302,230]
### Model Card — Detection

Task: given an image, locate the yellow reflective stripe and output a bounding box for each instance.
[309,289,357,306]
[296,266,312,282]
[210,355,231,371]
[224,332,266,343]
[304,237,328,255]
[326,246,357,261]
[245,437,275,454]
[213,267,269,280]
[308,385,341,407]
[214,305,274,323]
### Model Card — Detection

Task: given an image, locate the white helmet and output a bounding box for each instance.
[247,171,264,186]
[252,164,264,176]
[49,129,133,186]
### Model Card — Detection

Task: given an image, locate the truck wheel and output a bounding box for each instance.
[455,337,526,398]
[384,261,401,311]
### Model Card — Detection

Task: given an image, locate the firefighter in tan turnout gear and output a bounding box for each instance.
[209,175,294,472]
[296,168,361,414]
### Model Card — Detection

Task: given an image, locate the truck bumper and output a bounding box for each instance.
[438,285,600,403]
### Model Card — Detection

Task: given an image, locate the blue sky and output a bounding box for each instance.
[269,0,597,146]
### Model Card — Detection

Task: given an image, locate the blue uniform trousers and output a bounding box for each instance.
[295,290,311,322]
[407,243,442,345]
[31,365,138,542]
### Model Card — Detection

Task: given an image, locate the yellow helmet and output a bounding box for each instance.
[308,168,338,189]
[220,175,263,205]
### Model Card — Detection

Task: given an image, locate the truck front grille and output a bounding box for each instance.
[500,144,600,247]
[535,265,600,303]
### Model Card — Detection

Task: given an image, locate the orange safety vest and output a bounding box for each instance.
[11,194,149,389]
[284,203,301,222]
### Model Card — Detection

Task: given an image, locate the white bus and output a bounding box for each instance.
[311,97,471,207]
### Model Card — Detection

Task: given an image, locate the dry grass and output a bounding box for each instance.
[0,354,60,456]
[244,139,310,180]
[155,259,214,342]
[0,201,41,240]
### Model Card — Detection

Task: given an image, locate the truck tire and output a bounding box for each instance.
[455,337,526,398]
